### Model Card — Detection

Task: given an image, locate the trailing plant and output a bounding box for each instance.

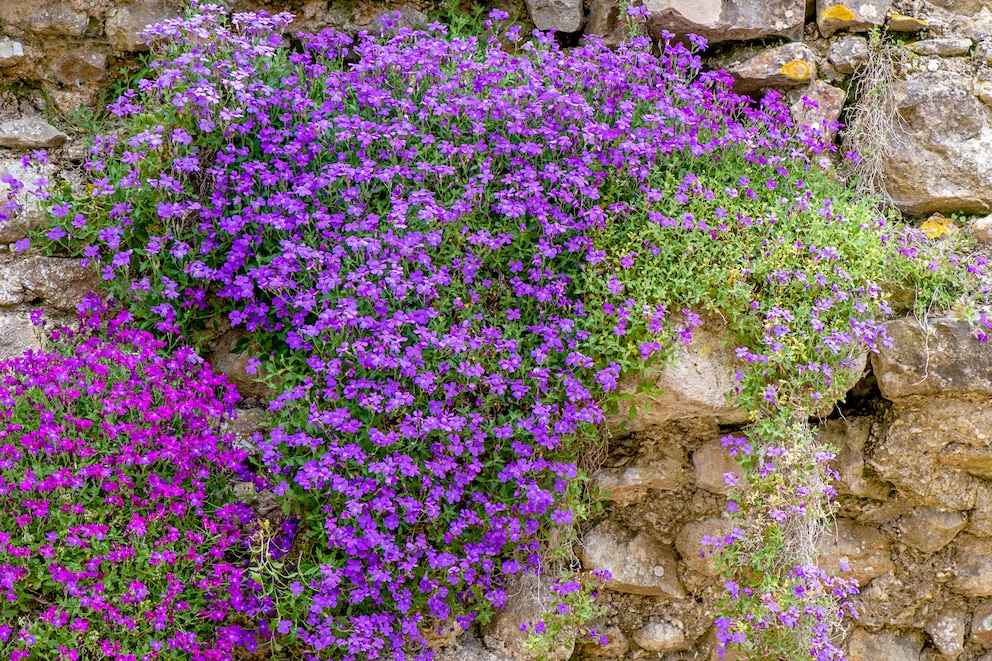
[9,3,989,660]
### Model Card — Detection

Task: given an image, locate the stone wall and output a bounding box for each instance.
[4,0,992,660]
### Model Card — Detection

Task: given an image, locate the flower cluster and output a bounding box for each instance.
[0,297,257,660]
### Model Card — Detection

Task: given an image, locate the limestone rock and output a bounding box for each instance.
[871,398,990,510]
[952,536,992,596]
[817,518,895,587]
[692,439,743,495]
[818,417,890,500]
[887,13,928,31]
[0,118,67,149]
[0,312,40,360]
[0,38,25,68]
[579,625,628,658]
[971,214,992,243]
[53,49,108,86]
[882,70,992,215]
[907,38,972,57]
[0,0,89,37]
[524,0,584,32]
[106,4,180,52]
[0,159,52,242]
[481,573,574,661]
[577,520,685,597]
[967,483,992,537]
[896,507,967,553]
[643,0,805,44]
[611,317,746,432]
[0,255,98,310]
[590,448,682,503]
[675,516,733,576]
[633,620,688,652]
[971,600,992,644]
[846,628,923,661]
[791,81,847,134]
[226,407,266,452]
[817,0,889,37]
[729,42,816,94]
[437,629,512,661]
[872,317,992,399]
[829,35,869,74]
[925,609,965,659]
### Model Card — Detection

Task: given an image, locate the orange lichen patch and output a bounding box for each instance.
[921,214,957,239]
[887,13,928,31]
[780,60,812,80]
[820,4,856,22]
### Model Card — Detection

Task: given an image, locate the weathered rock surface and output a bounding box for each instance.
[791,81,846,133]
[643,0,805,44]
[675,516,733,576]
[0,312,40,360]
[967,483,992,537]
[729,42,816,93]
[53,49,108,86]
[590,448,682,503]
[0,159,53,242]
[0,118,67,150]
[632,620,688,652]
[0,38,25,68]
[0,255,99,311]
[971,600,992,644]
[819,417,890,500]
[817,518,895,586]
[584,0,628,46]
[692,439,742,495]
[0,0,89,37]
[926,609,966,658]
[887,13,928,31]
[907,38,973,57]
[971,214,992,243]
[817,0,889,37]
[951,536,992,596]
[579,625,628,658]
[577,520,685,597]
[896,507,967,553]
[106,4,180,51]
[437,629,512,661]
[524,0,583,32]
[481,573,574,661]
[846,628,923,661]
[829,35,869,74]
[872,317,992,399]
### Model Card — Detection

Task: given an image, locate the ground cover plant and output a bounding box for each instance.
[2,2,989,659]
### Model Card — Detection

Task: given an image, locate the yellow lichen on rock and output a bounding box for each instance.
[921,214,957,239]
[780,59,812,80]
[820,4,856,23]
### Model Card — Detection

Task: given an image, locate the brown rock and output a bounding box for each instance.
[106,3,180,52]
[13,255,100,311]
[577,520,685,597]
[887,13,928,31]
[971,600,992,644]
[0,0,89,37]
[0,38,25,68]
[729,42,816,94]
[675,516,733,576]
[525,0,584,32]
[817,0,889,37]
[925,609,965,658]
[971,214,992,243]
[643,0,805,44]
[967,483,992,537]
[791,81,847,135]
[53,49,107,85]
[819,417,890,500]
[584,0,629,47]
[817,518,894,587]
[897,507,967,553]
[0,312,40,360]
[579,625,628,658]
[692,439,743,495]
[846,628,922,661]
[590,448,682,503]
[0,118,67,149]
[872,317,992,399]
[951,535,992,596]
[633,620,688,652]
[828,35,869,74]
[481,573,574,661]
[204,324,272,400]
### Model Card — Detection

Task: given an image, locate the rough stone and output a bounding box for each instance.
[951,535,992,596]
[972,601,992,644]
[53,49,108,86]
[632,620,688,652]
[590,448,682,503]
[882,70,992,215]
[675,516,733,576]
[846,628,923,661]
[818,417,890,500]
[729,42,816,94]
[0,1,89,37]
[0,159,53,242]
[871,398,991,510]
[887,13,928,31]
[872,317,992,399]
[437,629,512,661]
[971,214,992,243]
[524,0,583,32]
[896,507,967,553]
[577,520,685,598]
[227,407,266,452]
[907,38,973,57]
[0,256,98,311]
[611,317,746,432]
[791,81,847,134]
[692,439,742,495]
[579,625,628,658]
[925,609,966,658]
[967,483,992,537]
[816,518,895,587]
[0,38,25,68]
[584,0,628,47]
[817,0,889,37]
[978,79,992,106]
[0,312,40,360]
[0,118,67,149]
[643,0,805,44]
[829,35,869,74]
[205,326,273,401]
[106,3,180,52]
[481,573,574,661]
